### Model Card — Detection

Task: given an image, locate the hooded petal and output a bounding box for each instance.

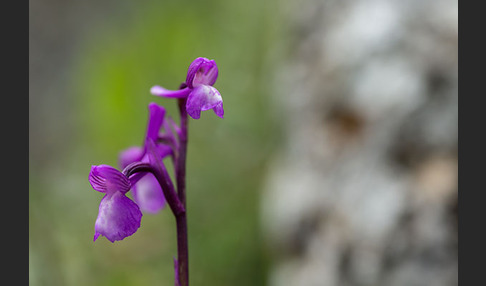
[94,192,142,242]
[132,173,166,214]
[186,57,218,88]
[186,85,224,119]
[119,146,144,169]
[151,86,191,98]
[89,165,131,194]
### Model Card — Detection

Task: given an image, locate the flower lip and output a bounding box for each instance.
[94,191,142,242]
[186,85,223,119]
[185,57,218,89]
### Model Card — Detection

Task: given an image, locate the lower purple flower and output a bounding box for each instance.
[89,165,142,242]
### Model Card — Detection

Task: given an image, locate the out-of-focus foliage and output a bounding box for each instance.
[29,0,284,285]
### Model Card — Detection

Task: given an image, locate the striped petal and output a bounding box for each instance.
[89,165,131,194]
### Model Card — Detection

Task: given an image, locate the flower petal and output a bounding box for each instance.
[94,192,142,242]
[151,86,191,98]
[146,102,166,142]
[186,85,223,119]
[119,103,172,170]
[213,102,224,119]
[132,173,166,214]
[89,165,131,194]
[186,57,218,88]
[119,146,144,169]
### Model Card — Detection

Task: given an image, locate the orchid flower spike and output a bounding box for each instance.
[89,165,142,242]
[151,57,224,119]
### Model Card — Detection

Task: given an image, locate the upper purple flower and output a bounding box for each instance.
[89,165,142,242]
[150,57,224,119]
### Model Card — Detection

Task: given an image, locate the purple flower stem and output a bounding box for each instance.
[175,89,189,286]
[124,83,191,286]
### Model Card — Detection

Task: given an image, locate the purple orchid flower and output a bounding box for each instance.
[89,165,142,242]
[150,57,224,119]
[88,56,223,284]
[118,102,172,214]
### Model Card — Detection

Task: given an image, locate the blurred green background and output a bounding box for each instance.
[30,0,284,285]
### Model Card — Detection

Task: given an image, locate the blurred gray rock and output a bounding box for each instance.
[261,0,457,285]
